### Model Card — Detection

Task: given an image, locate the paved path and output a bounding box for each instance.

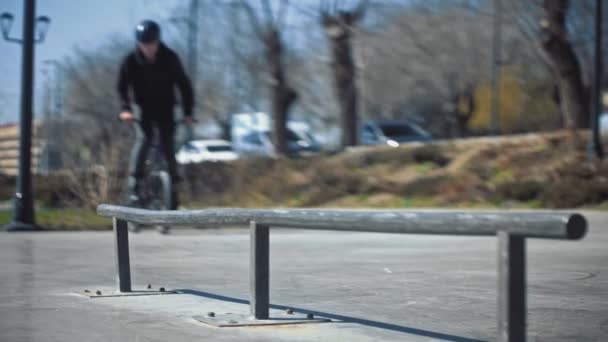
[0,211,606,341]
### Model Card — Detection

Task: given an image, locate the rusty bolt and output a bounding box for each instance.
[207,312,215,317]
[285,308,294,314]
[159,287,165,292]
[147,284,152,289]
[96,290,102,296]
[306,313,314,319]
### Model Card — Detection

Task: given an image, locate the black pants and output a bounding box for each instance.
[128,118,179,183]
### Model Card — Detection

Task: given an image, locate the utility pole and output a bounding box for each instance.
[589,0,604,160]
[52,62,63,118]
[41,67,52,174]
[41,60,63,173]
[185,0,199,141]
[43,60,63,118]
[490,0,502,135]
[188,0,199,94]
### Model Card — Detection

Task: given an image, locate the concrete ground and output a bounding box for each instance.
[0,211,606,342]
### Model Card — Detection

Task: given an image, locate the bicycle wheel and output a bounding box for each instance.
[120,187,142,233]
[146,171,173,209]
[146,170,174,234]
[128,222,141,233]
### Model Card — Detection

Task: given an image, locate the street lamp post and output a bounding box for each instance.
[1,0,51,232]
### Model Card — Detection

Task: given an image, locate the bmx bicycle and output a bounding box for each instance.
[123,118,193,234]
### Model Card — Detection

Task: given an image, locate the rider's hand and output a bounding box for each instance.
[119,111,135,122]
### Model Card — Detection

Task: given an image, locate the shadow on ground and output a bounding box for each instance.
[176,289,487,342]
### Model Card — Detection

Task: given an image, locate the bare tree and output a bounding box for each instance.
[540,0,588,128]
[354,2,496,136]
[450,82,476,137]
[320,0,368,147]
[58,37,134,206]
[504,0,591,129]
[166,2,267,139]
[237,0,298,155]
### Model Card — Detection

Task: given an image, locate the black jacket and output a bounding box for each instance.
[117,43,193,119]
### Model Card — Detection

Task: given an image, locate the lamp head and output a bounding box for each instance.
[0,12,14,38]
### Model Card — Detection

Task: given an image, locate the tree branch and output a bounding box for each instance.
[237,0,265,38]
[276,0,290,31]
[260,0,275,28]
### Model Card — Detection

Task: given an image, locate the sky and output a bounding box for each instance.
[0,0,181,124]
[0,0,365,125]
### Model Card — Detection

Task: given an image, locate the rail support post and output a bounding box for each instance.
[497,231,526,342]
[114,218,132,293]
[250,221,269,319]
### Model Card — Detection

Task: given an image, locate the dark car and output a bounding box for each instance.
[237,129,321,157]
[361,120,432,147]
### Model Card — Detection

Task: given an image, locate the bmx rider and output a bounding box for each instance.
[117,20,195,209]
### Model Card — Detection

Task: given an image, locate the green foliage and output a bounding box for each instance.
[470,66,561,133]
[0,209,111,230]
[399,197,438,208]
[489,169,515,185]
[415,162,437,174]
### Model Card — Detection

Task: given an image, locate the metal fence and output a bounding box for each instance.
[97,204,588,342]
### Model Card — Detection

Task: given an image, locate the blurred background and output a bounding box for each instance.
[0,0,607,229]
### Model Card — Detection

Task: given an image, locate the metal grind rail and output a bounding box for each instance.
[97,205,588,342]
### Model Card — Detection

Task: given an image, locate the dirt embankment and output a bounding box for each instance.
[179,130,608,209]
[2,130,606,210]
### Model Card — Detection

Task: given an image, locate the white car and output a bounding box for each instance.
[176,139,238,164]
[601,112,608,146]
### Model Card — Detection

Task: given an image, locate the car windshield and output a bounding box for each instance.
[243,132,264,144]
[184,143,200,153]
[379,123,419,137]
[288,130,302,141]
[207,145,233,152]
[263,130,302,142]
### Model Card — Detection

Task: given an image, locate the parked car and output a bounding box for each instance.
[601,112,608,146]
[361,120,432,147]
[231,112,321,157]
[175,139,238,164]
[237,129,321,157]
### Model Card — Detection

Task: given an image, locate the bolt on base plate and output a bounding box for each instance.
[77,288,177,298]
[193,312,330,327]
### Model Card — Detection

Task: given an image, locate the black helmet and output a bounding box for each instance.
[135,20,160,43]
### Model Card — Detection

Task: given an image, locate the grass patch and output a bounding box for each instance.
[286,193,306,207]
[489,169,515,185]
[586,201,608,210]
[0,208,111,230]
[399,197,438,208]
[415,162,437,174]
[0,210,11,223]
[357,194,370,202]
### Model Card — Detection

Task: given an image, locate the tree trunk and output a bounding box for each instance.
[455,87,476,137]
[541,0,589,128]
[323,15,360,148]
[264,30,297,156]
[219,119,231,141]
